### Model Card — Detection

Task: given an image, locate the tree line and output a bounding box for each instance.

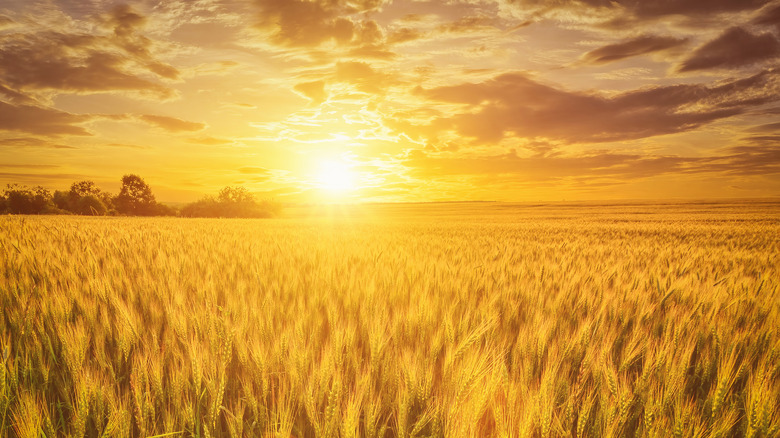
[0,174,280,218]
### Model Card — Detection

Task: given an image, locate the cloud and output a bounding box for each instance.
[335,61,398,94]
[140,115,206,132]
[0,164,59,169]
[437,16,496,34]
[254,0,372,47]
[581,35,688,64]
[387,28,425,45]
[0,137,77,149]
[403,143,780,182]
[106,4,180,80]
[678,27,780,72]
[187,136,233,145]
[238,167,271,174]
[0,15,15,30]
[403,149,689,180]
[0,172,88,184]
[0,5,177,100]
[411,70,779,143]
[749,122,780,132]
[0,102,92,136]
[293,80,327,103]
[754,3,780,30]
[503,0,773,27]
[621,0,770,18]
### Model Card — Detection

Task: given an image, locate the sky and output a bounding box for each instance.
[1,0,779,203]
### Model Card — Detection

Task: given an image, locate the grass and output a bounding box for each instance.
[0,201,778,437]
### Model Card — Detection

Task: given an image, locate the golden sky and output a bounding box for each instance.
[1,0,779,202]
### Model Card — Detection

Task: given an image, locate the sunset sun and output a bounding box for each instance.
[315,159,356,194]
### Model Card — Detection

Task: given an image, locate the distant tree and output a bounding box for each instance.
[53,190,70,211]
[152,202,177,216]
[69,180,101,199]
[181,186,280,218]
[114,174,157,216]
[76,195,107,215]
[180,196,219,218]
[218,186,254,204]
[65,180,113,214]
[3,184,56,214]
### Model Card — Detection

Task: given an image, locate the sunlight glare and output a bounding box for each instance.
[316,160,356,193]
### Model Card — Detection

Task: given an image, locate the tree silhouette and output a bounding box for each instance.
[60,180,113,214]
[2,184,55,214]
[181,186,279,218]
[218,186,254,204]
[69,180,101,198]
[114,174,157,216]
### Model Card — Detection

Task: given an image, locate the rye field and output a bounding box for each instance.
[1,201,778,438]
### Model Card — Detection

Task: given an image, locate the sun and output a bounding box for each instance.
[315,160,356,193]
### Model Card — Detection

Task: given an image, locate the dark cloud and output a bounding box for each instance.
[411,70,779,143]
[678,27,780,72]
[403,143,780,181]
[695,145,780,176]
[254,0,364,47]
[0,172,88,184]
[0,15,14,30]
[140,115,206,132]
[623,0,770,18]
[581,35,688,64]
[387,28,425,45]
[506,0,772,28]
[0,102,92,136]
[0,83,36,104]
[0,137,77,149]
[403,149,690,180]
[437,16,495,34]
[749,122,780,132]
[0,5,176,99]
[0,164,59,169]
[106,4,180,80]
[514,0,771,18]
[753,3,780,30]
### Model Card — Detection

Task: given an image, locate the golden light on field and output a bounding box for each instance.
[1,202,779,436]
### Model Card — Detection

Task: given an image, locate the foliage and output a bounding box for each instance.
[1,184,60,214]
[0,203,778,437]
[114,174,158,216]
[76,195,107,216]
[181,186,280,218]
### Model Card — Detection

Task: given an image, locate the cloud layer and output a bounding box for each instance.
[0,0,778,201]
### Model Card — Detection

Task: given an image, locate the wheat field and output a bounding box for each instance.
[1,202,778,438]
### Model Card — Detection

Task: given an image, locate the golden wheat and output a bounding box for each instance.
[0,201,778,437]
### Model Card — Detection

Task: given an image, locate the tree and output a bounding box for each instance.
[53,190,70,211]
[77,195,107,215]
[69,180,101,198]
[114,174,156,216]
[218,186,254,204]
[181,186,280,218]
[3,184,55,214]
[65,181,113,214]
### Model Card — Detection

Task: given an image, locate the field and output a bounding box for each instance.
[1,201,778,438]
